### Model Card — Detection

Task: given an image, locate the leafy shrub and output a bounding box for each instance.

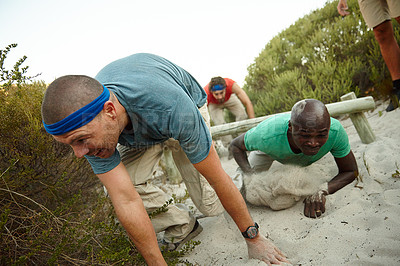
[0,43,41,90]
[244,0,399,116]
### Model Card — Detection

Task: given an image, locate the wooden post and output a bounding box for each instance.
[211,95,376,142]
[340,92,376,144]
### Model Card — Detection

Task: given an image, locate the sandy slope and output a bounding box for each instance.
[179,100,400,265]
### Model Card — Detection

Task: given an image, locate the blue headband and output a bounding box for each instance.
[211,84,224,91]
[43,85,110,135]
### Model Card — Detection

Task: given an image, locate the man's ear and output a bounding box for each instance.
[103,101,117,119]
[288,121,292,133]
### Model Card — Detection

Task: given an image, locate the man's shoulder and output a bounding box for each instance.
[325,117,351,158]
[329,117,347,136]
[247,113,289,140]
[259,113,290,127]
[204,84,210,95]
[224,78,236,88]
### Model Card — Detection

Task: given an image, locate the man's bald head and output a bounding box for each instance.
[41,75,103,124]
[290,99,330,129]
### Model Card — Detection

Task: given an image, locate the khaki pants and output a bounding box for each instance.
[118,104,224,243]
[208,94,247,145]
[248,150,275,172]
[358,0,400,28]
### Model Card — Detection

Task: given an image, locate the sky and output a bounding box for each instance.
[1,0,329,87]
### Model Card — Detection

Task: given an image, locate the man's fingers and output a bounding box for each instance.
[321,195,326,213]
[310,200,317,218]
[274,246,286,258]
[315,199,323,215]
[315,193,326,215]
[303,201,311,217]
[319,203,325,214]
[339,9,350,16]
[304,199,317,218]
[262,259,272,266]
[266,253,290,265]
[337,3,350,16]
[262,255,280,265]
[304,192,327,218]
[276,254,290,263]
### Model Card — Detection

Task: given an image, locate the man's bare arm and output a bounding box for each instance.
[97,162,167,266]
[303,151,358,218]
[230,133,253,173]
[329,150,358,194]
[232,83,255,119]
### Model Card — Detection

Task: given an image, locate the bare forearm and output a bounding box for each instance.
[327,170,357,194]
[194,145,254,231]
[330,152,358,194]
[98,164,166,265]
[212,173,254,231]
[232,147,252,172]
[113,198,166,265]
[230,135,252,173]
[245,103,255,119]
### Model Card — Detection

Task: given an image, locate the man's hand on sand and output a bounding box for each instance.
[303,190,328,218]
[246,235,290,265]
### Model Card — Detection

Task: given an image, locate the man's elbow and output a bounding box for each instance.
[343,169,358,185]
[230,139,243,154]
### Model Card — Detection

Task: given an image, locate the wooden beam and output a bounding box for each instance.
[210,96,375,139]
[340,92,376,144]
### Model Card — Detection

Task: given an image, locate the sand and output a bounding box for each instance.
[173,99,400,265]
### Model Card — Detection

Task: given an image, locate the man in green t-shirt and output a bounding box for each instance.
[230,99,358,218]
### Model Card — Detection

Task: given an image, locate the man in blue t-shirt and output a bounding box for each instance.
[41,53,288,265]
[230,99,358,218]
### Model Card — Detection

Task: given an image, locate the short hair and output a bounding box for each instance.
[290,99,330,128]
[41,75,103,124]
[209,76,226,90]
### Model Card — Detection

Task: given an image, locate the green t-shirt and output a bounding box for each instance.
[244,113,351,166]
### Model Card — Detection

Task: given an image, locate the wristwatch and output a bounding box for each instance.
[241,223,259,239]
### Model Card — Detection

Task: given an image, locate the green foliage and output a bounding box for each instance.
[162,240,201,265]
[244,0,398,115]
[173,190,191,204]
[1,44,200,265]
[0,81,143,265]
[0,43,40,90]
[149,198,174,219]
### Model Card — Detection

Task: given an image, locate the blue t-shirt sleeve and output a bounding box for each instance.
[168,95,211,164]
[85,150,121,174]
[330,122,351,158]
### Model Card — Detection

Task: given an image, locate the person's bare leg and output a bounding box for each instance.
[373,19,400,111]
[395,17,400,26]
[374,20,400,80]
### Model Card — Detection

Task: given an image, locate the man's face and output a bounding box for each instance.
[211,89,226,104]
[53,114,119,159]
[290,123,330,155]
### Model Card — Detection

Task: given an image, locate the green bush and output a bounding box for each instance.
[244,0,399,116]
[0,81,143,265]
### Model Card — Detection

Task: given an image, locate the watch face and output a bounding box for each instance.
[247,226,258,238]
